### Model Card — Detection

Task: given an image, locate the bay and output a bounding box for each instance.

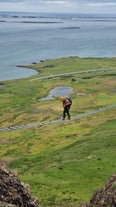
[0,12,116,81]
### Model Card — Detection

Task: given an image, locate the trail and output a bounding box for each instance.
[0,104,115,132]
[30,68,116,81]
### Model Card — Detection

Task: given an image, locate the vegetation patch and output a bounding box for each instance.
[0,57,116,207]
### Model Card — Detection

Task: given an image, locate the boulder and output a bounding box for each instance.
[81,174,116,207]
[0,161,39,207]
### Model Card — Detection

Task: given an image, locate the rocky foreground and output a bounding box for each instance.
[0,161,116,207]
[0,162,39,207]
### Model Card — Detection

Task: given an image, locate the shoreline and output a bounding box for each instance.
[0,64,39,83]
[16,63,40,74]
[0,56,116,84]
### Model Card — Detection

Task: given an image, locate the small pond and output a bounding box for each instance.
[40,86,73,101]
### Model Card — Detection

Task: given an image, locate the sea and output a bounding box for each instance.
[0,11,116,81]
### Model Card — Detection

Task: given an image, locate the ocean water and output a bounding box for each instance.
[0,12,116,81]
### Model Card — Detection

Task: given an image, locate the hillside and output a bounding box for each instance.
[0,57,116,206]
[0,163,115,207]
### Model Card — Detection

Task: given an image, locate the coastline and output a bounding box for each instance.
[0,64,39,82]
[1,12,116,82]
[1,56,116,83]
[16,63,40,74]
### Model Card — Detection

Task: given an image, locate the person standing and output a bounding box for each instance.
[61,97,72,120]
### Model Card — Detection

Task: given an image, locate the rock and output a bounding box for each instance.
[80,202,88,207]
[1,160,115,207]
[0,201,16,207]
[40,60,44,62]
[0,161,39,207]
[32,62,37,64]
[80,174,116,207]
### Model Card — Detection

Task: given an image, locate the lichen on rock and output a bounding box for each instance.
[0,161,39,207]
[80,174,116,207]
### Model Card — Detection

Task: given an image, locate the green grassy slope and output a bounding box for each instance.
[8,117,116,207]
[0,57,116,207]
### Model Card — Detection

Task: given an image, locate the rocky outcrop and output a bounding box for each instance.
[80,174,116,207]
[0,162,39,207]
[0,161,115,207]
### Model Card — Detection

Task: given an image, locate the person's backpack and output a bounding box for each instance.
[66,98,72,105]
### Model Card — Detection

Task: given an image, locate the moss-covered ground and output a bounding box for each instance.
[0,57,116,207]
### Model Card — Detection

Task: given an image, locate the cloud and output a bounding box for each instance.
[89,2,116,6]
[0,0,116,13]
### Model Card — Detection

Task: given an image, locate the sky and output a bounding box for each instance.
[0,0,116,14]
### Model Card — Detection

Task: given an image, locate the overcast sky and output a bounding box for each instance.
[0,0,116,14]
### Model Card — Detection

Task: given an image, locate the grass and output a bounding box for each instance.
[0,57,116,207]
[7,117,116,207]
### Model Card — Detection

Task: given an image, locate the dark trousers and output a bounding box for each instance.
[63,106,70,119]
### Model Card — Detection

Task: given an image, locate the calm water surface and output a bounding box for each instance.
[0,12,116,81]
[40,86,73,100]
